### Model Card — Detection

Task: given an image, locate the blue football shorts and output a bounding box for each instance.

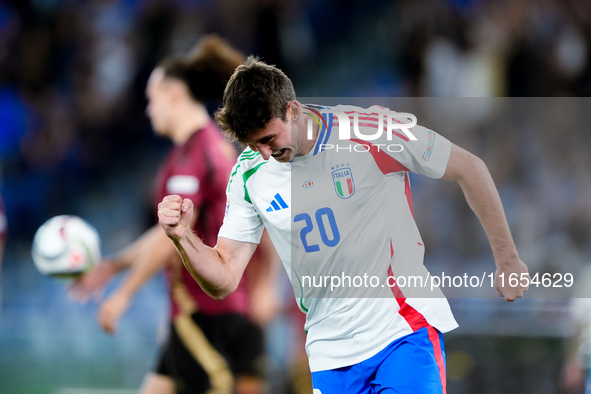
[311,326,446,394]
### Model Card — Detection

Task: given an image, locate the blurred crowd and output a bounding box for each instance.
[407,98,591,289]
[1,0,591,281]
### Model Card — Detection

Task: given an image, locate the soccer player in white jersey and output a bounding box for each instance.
[158,57,529,394]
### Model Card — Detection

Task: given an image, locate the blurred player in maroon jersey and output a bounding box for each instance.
[69,35,278,394]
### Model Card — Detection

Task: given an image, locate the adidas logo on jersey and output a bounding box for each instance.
[266,193,289,212]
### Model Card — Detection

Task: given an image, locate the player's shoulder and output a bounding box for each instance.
[237,148,265,167]
[229,148,266,179]
[209,138,238,164]
[189,125,237,164]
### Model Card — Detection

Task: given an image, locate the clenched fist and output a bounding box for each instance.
[158,195,194,241]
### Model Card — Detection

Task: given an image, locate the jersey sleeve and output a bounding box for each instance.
[390,122,451,179]
[333,105,452,179]
[218,160,265,244]
[371,106,451,179]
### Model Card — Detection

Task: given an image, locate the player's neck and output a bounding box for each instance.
[298,112,320,156]
[171,103,210,145]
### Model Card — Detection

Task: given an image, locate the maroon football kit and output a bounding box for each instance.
[153,120,264,394]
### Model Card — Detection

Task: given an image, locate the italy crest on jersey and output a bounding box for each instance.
[332,165,355,199]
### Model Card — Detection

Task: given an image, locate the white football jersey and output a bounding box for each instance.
[219,104,458,372]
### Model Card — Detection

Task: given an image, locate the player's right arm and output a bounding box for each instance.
[159,194,258,299]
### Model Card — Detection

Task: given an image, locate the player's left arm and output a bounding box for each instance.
[442,143,529,301]
[97,223,180,334]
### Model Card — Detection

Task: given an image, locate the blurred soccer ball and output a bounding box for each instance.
[32,215,101,278]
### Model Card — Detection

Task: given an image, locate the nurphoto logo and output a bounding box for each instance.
[307,108,418,153]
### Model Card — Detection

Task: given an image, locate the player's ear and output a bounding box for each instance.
[289,100,301,121]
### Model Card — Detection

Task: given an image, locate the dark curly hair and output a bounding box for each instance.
[214,56,296,144]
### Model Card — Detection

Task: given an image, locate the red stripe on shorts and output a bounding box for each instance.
[427,326,447,394]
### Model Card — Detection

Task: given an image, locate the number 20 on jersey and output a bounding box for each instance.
[294,207,340,253]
